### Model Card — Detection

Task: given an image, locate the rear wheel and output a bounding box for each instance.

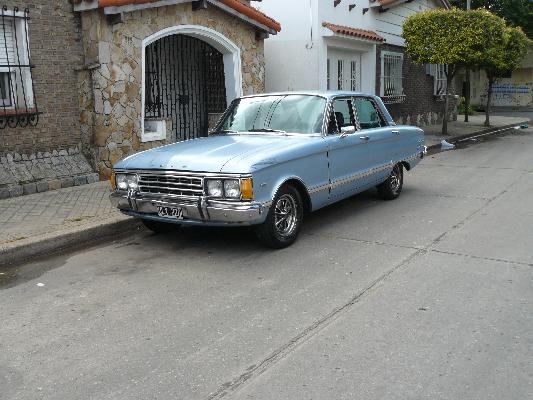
[377,163,403,200]
[255,184,303,248]
[141,218,179,234]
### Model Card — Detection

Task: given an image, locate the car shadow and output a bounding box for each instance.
[144,186,419,251]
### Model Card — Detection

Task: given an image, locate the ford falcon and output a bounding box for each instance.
[110,92,426,248]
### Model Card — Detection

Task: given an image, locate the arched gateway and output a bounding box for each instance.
[142,26,243,142]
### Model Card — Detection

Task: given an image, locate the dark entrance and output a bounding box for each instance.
[144,34,227,141]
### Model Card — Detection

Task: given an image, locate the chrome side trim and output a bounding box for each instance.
[308,183,330,194]
[330,162,393,190]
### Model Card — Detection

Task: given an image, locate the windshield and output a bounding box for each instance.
[214,95,326,134]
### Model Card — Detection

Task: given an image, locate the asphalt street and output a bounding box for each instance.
[1,128,532,400]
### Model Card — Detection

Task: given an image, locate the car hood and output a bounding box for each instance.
[114,134,320,173]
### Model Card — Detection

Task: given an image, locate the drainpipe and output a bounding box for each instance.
[305,0,314,50]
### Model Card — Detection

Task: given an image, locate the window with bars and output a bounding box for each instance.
[337,59,343,90]
[350,61,359,91]
[380,51,404,103]
[0,6,38,128]
[426,64,447,96]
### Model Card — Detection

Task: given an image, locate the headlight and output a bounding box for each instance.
[207,179,223,197]
[224,179,240,199]
[116,174,128,190]
[126,174,138,190]
[115,173,138,191]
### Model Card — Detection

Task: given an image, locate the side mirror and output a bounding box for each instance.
[340,126,356,136]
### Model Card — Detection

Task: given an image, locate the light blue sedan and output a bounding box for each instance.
[110,92,425,248]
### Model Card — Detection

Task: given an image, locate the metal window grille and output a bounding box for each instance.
[380,51,404,104]
[426,63,447,96]
[144,34,226,141]
[434,64,447,96]
[350,60,360,91]
[0,6,38,128]
[337,59,344,90]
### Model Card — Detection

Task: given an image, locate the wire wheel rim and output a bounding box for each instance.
[390,165,401,193]
[274,194,298,237]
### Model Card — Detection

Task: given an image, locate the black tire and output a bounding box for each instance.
[377,163,403,200]
[141,218,179,234]
[255,184,304,249]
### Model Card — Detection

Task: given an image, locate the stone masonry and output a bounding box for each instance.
[79,3,266,179]
[0,145,98,199]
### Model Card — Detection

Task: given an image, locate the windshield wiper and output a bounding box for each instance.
[248,128,287,133]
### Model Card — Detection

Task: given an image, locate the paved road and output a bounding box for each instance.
[1,129,532,400]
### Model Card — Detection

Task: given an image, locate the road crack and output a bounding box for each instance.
[206,168,531,399]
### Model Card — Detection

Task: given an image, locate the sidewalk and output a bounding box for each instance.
[0,181,139,267]
[1,113,530,267]
[423,114,529,148]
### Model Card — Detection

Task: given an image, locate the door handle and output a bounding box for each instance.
[359,136,370,141]
[392,130,400,135]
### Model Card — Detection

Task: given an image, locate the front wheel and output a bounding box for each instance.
[377,163,403,200]
[255,184,303,249]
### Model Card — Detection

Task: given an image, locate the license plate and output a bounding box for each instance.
[157,206,184,219]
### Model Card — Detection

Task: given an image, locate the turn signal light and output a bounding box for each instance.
[240,178,253,200]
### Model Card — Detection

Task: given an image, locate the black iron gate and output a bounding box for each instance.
[145,34,227,141]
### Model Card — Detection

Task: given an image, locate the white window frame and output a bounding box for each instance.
[427,64,447,96]
[380,51,404,101]
[0,11,35,111]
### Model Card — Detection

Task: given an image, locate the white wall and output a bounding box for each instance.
[257,0,445,93]
[369,0,441,46]
[257,0,320,91]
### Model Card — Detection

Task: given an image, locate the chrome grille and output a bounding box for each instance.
[138,173,203,197]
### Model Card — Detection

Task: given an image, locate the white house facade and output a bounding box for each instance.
[258,0,456,126]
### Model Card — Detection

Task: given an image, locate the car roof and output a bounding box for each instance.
[240,91,371,100]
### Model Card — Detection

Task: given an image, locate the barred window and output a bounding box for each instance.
[427,64,447,96]
[0,6,38,128]
[337,59,344,90]
[380,51,404,104]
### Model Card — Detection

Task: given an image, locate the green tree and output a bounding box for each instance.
[450,0,533,39]
[480,26,529,126]
[403,8,497,134]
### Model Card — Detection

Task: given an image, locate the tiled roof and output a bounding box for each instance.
[71,0,281,32]
[322,22,385,43]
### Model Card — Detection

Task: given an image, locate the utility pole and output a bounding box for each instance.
[464,0,471,122]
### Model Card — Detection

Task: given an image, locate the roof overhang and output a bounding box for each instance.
[322,22,385,44]
[72,0,281,34]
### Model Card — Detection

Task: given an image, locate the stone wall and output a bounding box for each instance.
[0,145,98,199]
[0,0,86,156]
[79,4,266,179]
[376,43,457,126]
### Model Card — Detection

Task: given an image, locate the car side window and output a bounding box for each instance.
[328,98,355,134]
[353,97,386,129]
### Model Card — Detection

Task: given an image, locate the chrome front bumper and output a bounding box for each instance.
[109,191,268,226]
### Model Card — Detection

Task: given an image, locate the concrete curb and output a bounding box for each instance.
[426,121,528,151]
[0,216,141,268]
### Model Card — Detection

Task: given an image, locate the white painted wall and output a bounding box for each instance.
[257,0,320,92]
[257,0,445,93]
[369,0,440,46]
